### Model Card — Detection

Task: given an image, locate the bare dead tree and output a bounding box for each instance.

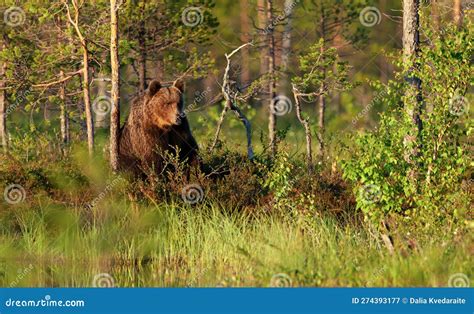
[110,0,121,171]
[291,85,315,172]
[210,42,255,160]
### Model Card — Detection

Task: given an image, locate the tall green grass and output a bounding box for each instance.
[0,195,471,287]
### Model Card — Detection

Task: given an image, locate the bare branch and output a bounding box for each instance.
[209,42,255,159]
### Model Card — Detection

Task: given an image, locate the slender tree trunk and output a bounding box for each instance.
[258,0,268,76]
[402,0,423,179]
[240,0,250,85]
[137,19,147,94]
[280,0,294,92]
[267,0,277,156]
[59,70,69,151]
[81,43,94,155]
[0,49,7,154]
[110,0,121,171]
[292,88,313,172]
[431,0,440,31]
[453,0,463,28]
[64,0,94,155]
[317,8,326,161]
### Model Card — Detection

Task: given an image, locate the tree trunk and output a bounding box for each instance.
[137,19,147,94]
[280,0,294,92]
[258,0,268,76]
[402,0,423,178]
[317,8,326,161]
[64,1,94,155]
[110,0,121,171]
[81,42,94,156]
[431,0,440,31]
[292,88,313,172]
[0,50,7,154]
[267,0,277,156]
[59,70,69,151]
[453,0,463,28]
[240,0,251,85]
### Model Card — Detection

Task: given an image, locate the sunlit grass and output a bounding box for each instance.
[0,194,471,287]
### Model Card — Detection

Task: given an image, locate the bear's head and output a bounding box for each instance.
[145,80,185,128]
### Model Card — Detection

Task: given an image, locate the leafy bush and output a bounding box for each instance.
[341,22,472,226]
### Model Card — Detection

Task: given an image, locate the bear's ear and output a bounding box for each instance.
[173,79,184,93]
[147,80,162,97]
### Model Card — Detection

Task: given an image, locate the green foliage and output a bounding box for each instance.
[292,38,353,96]
[341,21,472,226]
[261,151,294,208]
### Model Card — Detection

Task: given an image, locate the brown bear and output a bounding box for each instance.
[118,80,199,176]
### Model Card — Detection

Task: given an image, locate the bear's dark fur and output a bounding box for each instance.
[118,80,199,176]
